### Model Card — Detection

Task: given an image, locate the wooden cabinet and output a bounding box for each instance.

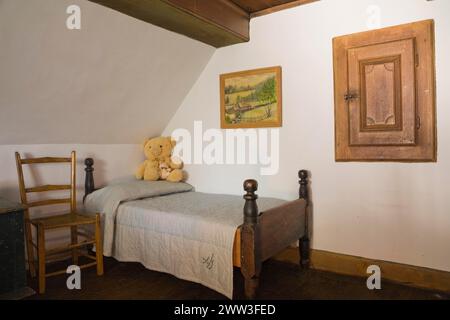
[333,20,436,161]
[0,198,34,299]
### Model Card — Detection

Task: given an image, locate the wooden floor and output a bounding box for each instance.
[26,257,449,300]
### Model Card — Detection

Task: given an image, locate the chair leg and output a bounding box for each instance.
[95,214,104,276]
[24,217,36,278]
[71,226,79,265]
[37,224,46,294]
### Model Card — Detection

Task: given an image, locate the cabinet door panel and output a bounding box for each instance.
[347,38,416,146]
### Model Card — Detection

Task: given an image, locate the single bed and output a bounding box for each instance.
[83,158,311,299]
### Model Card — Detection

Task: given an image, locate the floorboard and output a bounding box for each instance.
[25,257,449,300]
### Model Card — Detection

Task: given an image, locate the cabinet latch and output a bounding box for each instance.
[344,93,359,101]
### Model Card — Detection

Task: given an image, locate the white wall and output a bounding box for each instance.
[164,0,450,271]
[0,0,214,144]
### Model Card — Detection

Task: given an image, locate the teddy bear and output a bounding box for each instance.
[135,136,184,182]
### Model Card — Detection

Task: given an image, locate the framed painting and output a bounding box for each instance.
[220,66,282,128]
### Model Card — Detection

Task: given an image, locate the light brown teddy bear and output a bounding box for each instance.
[135,136,184,182]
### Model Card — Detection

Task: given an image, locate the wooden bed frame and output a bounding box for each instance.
[84,158,310,299]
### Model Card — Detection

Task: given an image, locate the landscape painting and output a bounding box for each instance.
[220,66,282,128]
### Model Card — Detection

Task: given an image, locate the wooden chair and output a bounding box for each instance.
[15,151,103,294]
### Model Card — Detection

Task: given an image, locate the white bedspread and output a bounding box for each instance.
[84,179,286,298]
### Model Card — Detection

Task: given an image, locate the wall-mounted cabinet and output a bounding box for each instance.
[333,20,436,162]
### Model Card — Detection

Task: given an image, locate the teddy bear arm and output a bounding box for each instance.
[166,169,183,182]
[170,162,183,170]
[135,162,146,180]
[166,157,183,170]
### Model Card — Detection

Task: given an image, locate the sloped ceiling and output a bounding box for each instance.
[0,0,215,145]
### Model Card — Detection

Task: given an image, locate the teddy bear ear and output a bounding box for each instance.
[141,138,152,150]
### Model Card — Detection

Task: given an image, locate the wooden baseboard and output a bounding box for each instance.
[273,248,450,293]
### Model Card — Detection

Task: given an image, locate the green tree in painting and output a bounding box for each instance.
[255,76,276,119]
[258,76,276,104]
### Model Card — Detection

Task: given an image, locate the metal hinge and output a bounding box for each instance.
[417,115,421,130]
[415,52,420,67]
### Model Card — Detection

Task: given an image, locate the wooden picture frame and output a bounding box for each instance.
[220,66,282,129]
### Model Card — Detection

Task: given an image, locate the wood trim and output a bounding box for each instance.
[250,0,319,18]
[274,248,450,293]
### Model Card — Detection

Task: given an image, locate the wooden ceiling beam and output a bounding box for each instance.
[89,0,249,48]
[250,0,319,18]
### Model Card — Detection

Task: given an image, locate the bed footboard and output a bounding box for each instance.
[240,170,310,299]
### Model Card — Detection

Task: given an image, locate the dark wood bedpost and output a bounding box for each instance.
[299,170,310,269]
[83,158,95,201]
[241,179,261,299]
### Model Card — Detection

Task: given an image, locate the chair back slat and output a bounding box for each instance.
[27,198,72,208]
[15,151,77,213]
[20,157,71,164]
[25,185,71,193]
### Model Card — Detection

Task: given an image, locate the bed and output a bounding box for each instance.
[83,158,311,299]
